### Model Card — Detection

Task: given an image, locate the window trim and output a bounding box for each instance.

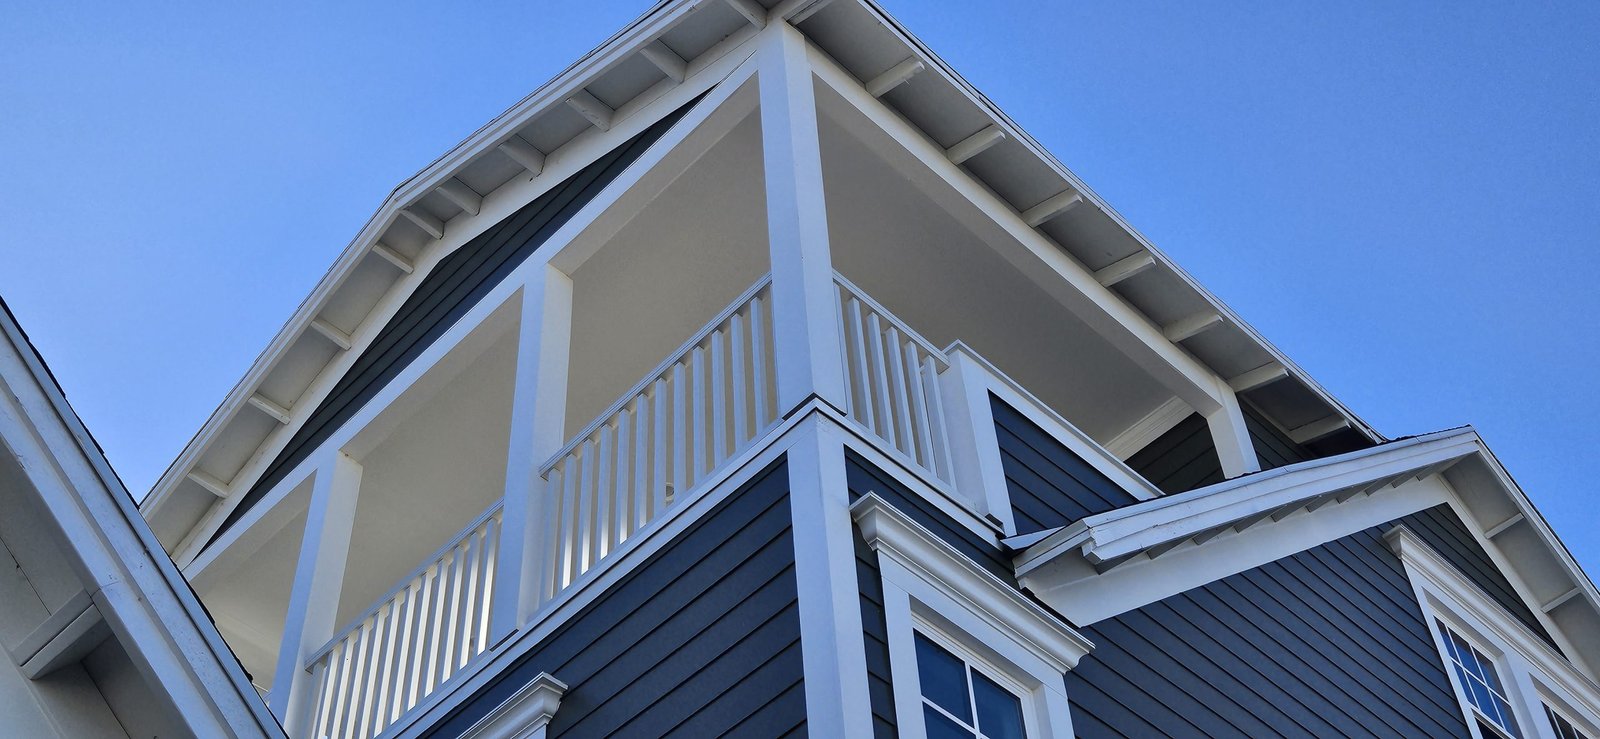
[1388,524,1600,739]
[853,492,1090,738]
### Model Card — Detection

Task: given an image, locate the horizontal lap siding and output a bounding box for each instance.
[1126,413,1224,494]
[1067,507,1477,738]
[991,396,1139,535]
[422,459,804,739]
[1399,506,1558,650]
[846,453,1026,738]
[1243,403,1313,471]
[218,100,700,542]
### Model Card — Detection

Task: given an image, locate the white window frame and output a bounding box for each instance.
[1388,525,1600,739]
[852,493,1091,738]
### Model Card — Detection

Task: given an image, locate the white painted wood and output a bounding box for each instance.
[271,450,362,734]
[303,505,503,738]
[459,672,566,739]
[724,0,767,28]
[1093,252,1156,287]
[782,0,834,24]
[495,266,573,636]
[945,124,1006,165]
[787,417,874,739]
[564,90,614,132]
[1289,415,1349,445]
[762,22,849,412]
[1392,525,1600,737]
[247,392,292,424]
[185,469,231,499]
[1103,395,1190,461]
[853,493,1093,670]
[1021,189,1084,227]
[400,207,446,239]
[1162,311,1224,343]
[804,51,1231,417]
[833,274,953,487]
[1542,587,1582,614]
[640,40,688,83]
[496,136,546,176]
[310,317,354,351]
[865,58,925,97]
[435,178,484,216]
[1484,512,1525,539]
[369,241,414,273]
[533,278,776,611]
[1207,393,1261,478]
[938,349,1018,530]
[1227,362,1288,393]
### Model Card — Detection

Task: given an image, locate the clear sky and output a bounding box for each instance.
[2,2,1595,576]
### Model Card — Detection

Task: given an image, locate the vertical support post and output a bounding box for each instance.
[760,22,847,414]
[269,449,364,733]
[938,348,1016,533]
[786,415,874,738]
[1206,391,1260,479]
[495,265,575,637]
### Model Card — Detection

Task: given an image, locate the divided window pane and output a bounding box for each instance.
[914,631,1028,739]
[1436,620,1521,738]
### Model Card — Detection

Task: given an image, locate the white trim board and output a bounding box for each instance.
[1391,524,1600,737]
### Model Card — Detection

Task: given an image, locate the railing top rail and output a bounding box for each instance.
[305,501,504,667]
[832,271,948,364]
[538,272,774,476]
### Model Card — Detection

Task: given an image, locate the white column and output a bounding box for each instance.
[494,265,574,638]
[786,415,875,738]
[938,349,1016,533]
[760,22,848,414]
[269,449,363,733]
[1206,391,1260,479]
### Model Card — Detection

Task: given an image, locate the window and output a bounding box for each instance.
[914,632,1027,739]
[1436,620,1521,738]
[1548,704,1594,739]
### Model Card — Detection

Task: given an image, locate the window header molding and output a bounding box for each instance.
[1387,524,1600,730]
[851,492,1093,672]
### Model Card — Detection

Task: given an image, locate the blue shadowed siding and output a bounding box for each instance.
[847,452,1030,739]
[991,394,1140,535]
[218,99,701,543]
[1243,402,1314,471]
[1126,413,1224,495]
[1402,505,1558,650]
[421,459,805,738]
[1065,504,1520,738]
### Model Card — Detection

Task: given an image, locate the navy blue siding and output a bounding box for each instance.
[220,101,699,541]
[422,459,804,738]
[992,395,1140,535]
[1403,505,1557,650]
[848,453,1033,739]
[845,450,1013,585]
[855,528,898,739]
[1067,504,1472,738]
[1243,402,1314,471]
[1126,413,1224,494]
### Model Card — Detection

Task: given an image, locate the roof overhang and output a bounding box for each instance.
[149,0,1385,559]
[1011,426,1600,679]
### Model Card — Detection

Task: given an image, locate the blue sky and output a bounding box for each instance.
[2,2,1595,576]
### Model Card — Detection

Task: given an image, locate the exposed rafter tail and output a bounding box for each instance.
[946,124,1006,165]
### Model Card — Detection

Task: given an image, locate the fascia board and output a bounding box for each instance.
[142,0,751,522]
[1012,429,1480,579]
[843,0,1381,442]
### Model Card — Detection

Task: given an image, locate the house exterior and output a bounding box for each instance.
[0,299,284,738]
[138,1,1600,738]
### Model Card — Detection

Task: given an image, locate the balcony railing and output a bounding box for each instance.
[536,274,777,603]
[834,273,954,487]
[305,504,502,739]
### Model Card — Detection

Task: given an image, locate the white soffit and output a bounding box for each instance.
[148,0,1382,555]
